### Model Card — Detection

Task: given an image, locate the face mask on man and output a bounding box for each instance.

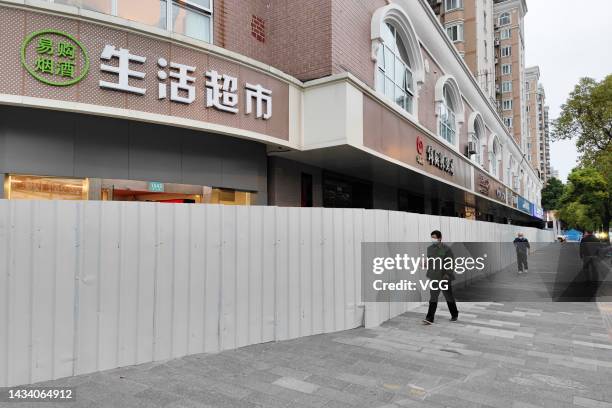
[431,238,439,243]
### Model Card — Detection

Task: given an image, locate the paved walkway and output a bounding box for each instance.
[4,244,612,408]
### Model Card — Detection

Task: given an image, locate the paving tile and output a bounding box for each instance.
[574,396,612,408]
[17,250,612,408]
[273,377,320,394]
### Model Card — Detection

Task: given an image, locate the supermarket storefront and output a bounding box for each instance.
[0,1,543,227]
[0,4,295,205]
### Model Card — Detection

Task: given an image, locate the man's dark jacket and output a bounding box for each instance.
[426,243,455,281]
[513,237,530,255]
[580,234,601,258]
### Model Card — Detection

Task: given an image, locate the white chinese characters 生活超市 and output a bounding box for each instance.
[98,45,272,119]
[205,69,239,113]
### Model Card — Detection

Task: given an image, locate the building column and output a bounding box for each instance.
[87,178,102,201]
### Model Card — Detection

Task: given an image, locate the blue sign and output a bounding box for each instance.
[532,206,544,219]
[564,229,582,242]
[148,181,165,192]
[517,196,531,214]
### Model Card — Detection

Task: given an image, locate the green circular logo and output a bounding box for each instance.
[21,29,89,87]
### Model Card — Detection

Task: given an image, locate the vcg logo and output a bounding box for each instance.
[21,29,89,86]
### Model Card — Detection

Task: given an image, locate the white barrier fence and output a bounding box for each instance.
[0,200,554,387]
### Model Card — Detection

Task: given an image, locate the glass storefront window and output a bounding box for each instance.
[209,188,255,205]
[172,1,211,43]
[54,0,113,14]
[6,175,88,201]
[117,0,167,29]
[49,0,212,43]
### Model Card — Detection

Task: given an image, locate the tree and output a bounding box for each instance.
[558,201,591,231]
[541,177,564,210]
[553,75,612,162]
[559,167,610,233]
[553,75,612,236]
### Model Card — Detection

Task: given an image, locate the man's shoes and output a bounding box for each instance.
[450,316,458,322]
[524,270,528,274]
[422,319,434,325]
[518,271,523,275]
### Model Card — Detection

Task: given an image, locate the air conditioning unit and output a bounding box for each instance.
[467,141,477,156]
[495,84,500,93]
[494,39,500,47]
[494,57,499,64]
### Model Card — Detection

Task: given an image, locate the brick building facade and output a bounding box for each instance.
[0,0,544,225]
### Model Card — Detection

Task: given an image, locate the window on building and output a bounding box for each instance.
[471,119,483,165]
[53,0,213,43]
[5,174,89,200]
[490,138,500,177]
[498,12,510,26]
[54,0,113,13]
[502,64,512,75]
[439,85,457,145]
[502,81,512,93]
[376,22,415,113]
[501,45,511,57]
[172,0,213,42]
[471,132,481,165]
[117,0,167,28]
[502,99,512,110]
[500,28,511,39]
[446,22,464,42]
[445,0,463,11]
[504,117,513,128]
[301,173,313,207]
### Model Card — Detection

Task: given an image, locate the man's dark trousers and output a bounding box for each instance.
[517,252,528,272]
[426,282,458,322]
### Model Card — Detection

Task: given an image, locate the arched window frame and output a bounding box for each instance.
[498,12,511,26]
[488,134,501,178]
[371,4,425,119]
[434,75,465,149]
[467,112,485,166]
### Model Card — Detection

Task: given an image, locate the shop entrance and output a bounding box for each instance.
[101,179,256,205]
[322,172,373,209]
[101,179,202,203]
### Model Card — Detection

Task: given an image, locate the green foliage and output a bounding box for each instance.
[558,201,592,231]
[553,75,612,162]
[552,76,612,235]
[559,166,610,231]
[541,177,564,210]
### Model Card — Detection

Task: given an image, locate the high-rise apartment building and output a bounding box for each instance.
[525,66,540,174]
[542,106,552,182]
[525,66,551,184]
[550,168,560,180]
[493,0,528,150]
[428,0,496,99]
[430,0,533,157]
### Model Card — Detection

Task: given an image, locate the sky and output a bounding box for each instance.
[524,0,612,182]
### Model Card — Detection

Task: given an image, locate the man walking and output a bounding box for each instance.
[513,232,530,275]
[580,231,602,283]
[423,230,459,325]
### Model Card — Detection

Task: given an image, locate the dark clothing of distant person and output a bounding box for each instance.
[513,237,530,272]
[425,243,458,322]
[580,234,602,281]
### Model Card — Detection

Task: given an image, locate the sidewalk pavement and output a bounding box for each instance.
[3,246,612,408]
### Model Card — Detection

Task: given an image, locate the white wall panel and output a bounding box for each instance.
[0,200,554,386]
[0,200,8,387]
